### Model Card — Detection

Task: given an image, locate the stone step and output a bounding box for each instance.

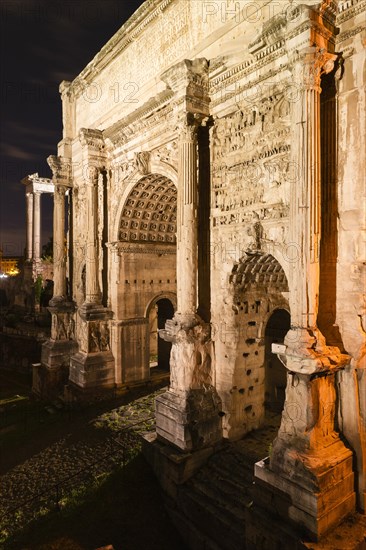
[187,475,253,515]
[167,503,224,550]
[208,453,255,483]
[169,420,282,550]
[178,482,247,550]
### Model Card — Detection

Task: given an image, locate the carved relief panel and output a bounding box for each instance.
[211,90,291,240]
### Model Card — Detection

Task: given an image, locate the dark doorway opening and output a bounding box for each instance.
[149,298,174,372]
[264,309,290,413]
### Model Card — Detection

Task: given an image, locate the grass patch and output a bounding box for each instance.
[4,453,187,550]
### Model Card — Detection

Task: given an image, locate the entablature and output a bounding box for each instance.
[21,173,54,194]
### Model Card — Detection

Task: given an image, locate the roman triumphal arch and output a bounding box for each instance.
[26,0,365,545]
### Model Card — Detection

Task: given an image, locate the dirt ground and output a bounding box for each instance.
[0,370,188,550]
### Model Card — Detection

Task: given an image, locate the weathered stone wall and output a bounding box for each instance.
[40,0,366,530]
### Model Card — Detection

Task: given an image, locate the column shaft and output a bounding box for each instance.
[26,192,33,260]
[177,122,198,314]
[33,192,41,260]
[289,48,332,328]
[85,170,101,304]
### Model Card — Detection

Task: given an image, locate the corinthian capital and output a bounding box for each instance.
[47,155,72,186]
[162,59,210,118]
[290,47,337,92]
[176,112,205,141]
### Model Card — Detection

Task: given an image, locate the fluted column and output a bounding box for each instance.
[26,192,33,260]
[52,185,67,299]
[84,166,101,305]
[33,191,41,260]
[177,116,199,315]
[288,47,337,333]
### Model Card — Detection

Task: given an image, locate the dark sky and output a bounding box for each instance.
[0,0,144,257]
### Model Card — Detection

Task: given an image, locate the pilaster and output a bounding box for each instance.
[69,128,115,393]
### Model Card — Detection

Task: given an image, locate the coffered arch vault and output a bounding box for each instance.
[118,173,177,244]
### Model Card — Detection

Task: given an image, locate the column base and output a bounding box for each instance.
[33,338,78,400]
[155,387,222,452]
[69,351,115,390]
[253,440,356,541]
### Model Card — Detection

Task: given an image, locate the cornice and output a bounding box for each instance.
[108,242,176,255]
[70,0,174,97]
[210,47,286,98]
[79,128,105,151]
[210,9,336,98]
[337,0,366,24]
[103,90,174,147]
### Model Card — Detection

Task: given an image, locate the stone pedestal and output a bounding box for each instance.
[254,445,355,541]
[34,299,77,400]
[252,328,356,540]
[69,303,115,391]
[156,313,222,452]
[156,388,222,452]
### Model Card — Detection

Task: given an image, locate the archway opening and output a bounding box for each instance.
[264,309,290,413]
[115,172,177,386]
[149,298,174,372]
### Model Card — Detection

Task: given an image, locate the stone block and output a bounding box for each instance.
[155,388,222,452]
[254,453,356,540]
[69,351,115,389]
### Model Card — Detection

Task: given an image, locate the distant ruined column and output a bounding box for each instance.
[26,192,33,260]
[33,191,41,261]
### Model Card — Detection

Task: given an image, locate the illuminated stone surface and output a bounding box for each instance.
[23,0,365,545]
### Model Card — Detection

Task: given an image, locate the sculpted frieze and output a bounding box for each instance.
[212,91,291,228]
[152,141,178,168]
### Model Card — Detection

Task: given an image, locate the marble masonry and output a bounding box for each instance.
[24,0,365,546]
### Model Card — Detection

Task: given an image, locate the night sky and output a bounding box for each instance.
[0,0,144,257]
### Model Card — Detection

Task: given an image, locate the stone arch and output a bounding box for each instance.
[146,293,176,372]
[118,173,177,244]
[110,172,177,387]
[230,252,289,295]
[224,252,290,439]
[145,291,177,318]
[112,165,177,243]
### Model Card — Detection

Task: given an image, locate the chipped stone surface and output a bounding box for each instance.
[23,0,365,540]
